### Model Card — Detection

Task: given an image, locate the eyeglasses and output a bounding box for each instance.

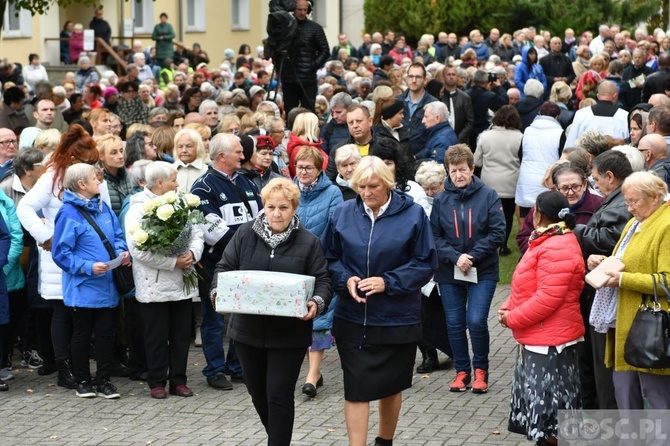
[0,139,17,146]
[625,197,644,207]
[557,184,584,194]
[296,165,316,172]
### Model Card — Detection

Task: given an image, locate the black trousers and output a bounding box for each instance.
[500,197,516,249]
[34,307,55,367]
[51,300,73,362]
[591,326,618,410]
[575,290,598,409]
[124,297,147,376]
[140,299,192,389]
[234,341,306,446]
[281,79,317,115]
[70,306,116,383]
[1,289,28,363]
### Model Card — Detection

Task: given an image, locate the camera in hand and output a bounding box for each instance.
[488,72,498,83]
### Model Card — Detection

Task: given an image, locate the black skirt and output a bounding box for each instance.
[333,317,419,402]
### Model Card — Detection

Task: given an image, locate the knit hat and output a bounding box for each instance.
[103,86,118,101]
[381,99,404,120]
[249,85,266,97]
[224,48,235,59]
[239,134,255,163]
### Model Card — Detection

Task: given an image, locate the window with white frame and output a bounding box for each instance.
[133,0,154,34]
[232,0,249,31]
[3,3,32,38]
[186,0,206,32]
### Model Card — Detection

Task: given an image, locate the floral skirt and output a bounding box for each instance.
[309,330,334,351]
[508,344,582,442]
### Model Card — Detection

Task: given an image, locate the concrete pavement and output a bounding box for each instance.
[0,285,534,445]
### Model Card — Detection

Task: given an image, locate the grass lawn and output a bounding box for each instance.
[498,216,521,285]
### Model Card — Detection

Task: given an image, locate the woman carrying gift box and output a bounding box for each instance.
[211,177,333,446]
[321,156,438,446]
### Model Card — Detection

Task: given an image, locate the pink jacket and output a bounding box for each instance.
[502,231,585,346]
[69,32,85,63]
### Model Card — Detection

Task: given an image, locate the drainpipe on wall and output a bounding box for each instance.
[339,0,343,34]
[178,0,184,42]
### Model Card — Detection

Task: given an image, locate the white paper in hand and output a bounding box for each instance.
[454,266,478,283]
[105,253,125,270]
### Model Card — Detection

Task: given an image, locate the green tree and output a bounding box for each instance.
[1,0,102,38]
[364,0,664,42]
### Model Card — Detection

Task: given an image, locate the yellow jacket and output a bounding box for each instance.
[605,203,670,374]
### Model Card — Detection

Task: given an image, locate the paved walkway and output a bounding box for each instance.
[0,285,534,445]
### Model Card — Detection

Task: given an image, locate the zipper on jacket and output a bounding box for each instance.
[359,215,375,349]
[453,209,459,238]
[468,208,472,238]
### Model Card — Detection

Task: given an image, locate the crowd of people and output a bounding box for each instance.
[1,1,670,444]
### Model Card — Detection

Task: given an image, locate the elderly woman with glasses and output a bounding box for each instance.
[180,87,203,114]
[516,163,604,255]
[291,145,343,398]
[239,135,281,193]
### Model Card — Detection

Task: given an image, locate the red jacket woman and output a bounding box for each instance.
[503,203,585,346]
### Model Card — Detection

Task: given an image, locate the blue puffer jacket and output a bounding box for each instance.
[322,191,437,327]
[295,172,343,239]
[430,175,506,283]
[460,42,490,61]
[52,190,127,308]
[0,190,24,292]
[514,47,548,97]
[0,214,11,325]
[416,121,459,163]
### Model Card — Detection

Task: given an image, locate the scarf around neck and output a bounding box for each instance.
[528,221,571,244]
[252,212,300,249]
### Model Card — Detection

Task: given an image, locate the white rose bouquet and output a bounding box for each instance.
[128,191,205,293]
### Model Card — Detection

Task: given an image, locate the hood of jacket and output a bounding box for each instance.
[443,174,486,200]
[515,96,544,114]
[62,189,103,214]
[529,114,562,130]
[288,133,323,149]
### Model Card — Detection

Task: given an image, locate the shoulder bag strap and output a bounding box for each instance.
[75,206,115,261]
[657,273,670,306]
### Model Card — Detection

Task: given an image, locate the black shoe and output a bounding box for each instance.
[38,363,58,376]
[75,381,97,398]
[207,374,233,390]
[129,372,149,381]
[0,382,8,391]
[229,375,244,383]
[302,382,317,398]
[110,360,130,377]
[499,246,512,256]
[57,360,77,390]
[96,380,120,399]
[316,375,324,388]
[416,356,439,373]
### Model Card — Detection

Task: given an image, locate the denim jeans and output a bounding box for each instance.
[200,293,242,378]
[439,280,497,374]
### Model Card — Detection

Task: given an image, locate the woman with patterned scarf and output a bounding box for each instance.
[117,81,149,130]
[499,190,585,446]
[210,177,332,446]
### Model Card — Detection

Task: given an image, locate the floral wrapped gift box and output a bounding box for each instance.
[216,270,315,318]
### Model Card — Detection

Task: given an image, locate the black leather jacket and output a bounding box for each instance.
[276,18,329,83]
[574,186,632,258]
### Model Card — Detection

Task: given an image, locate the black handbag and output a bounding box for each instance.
[75,207,135,295]
[623,274,670,369]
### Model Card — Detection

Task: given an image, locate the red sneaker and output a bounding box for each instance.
[449,371,471,392]
[471,369,488,394]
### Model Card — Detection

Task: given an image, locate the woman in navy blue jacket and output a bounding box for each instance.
[430,144,505,394]
[322,156,437,446]
[52,164,130,400]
